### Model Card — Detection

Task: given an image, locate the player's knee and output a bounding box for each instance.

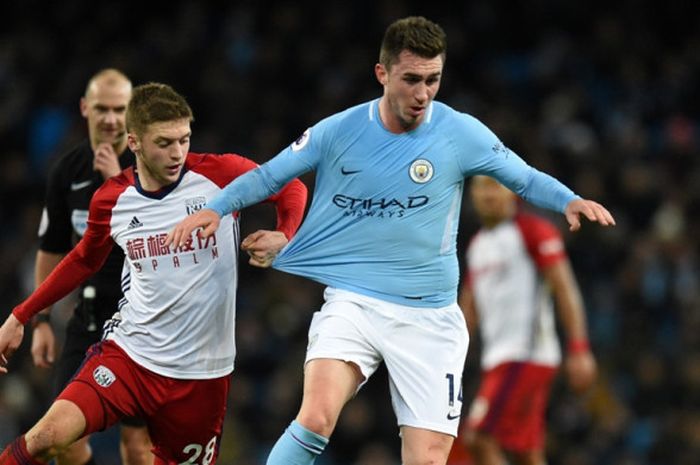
[402,450,450,465]
[119,428,153,465]
[54,441,92,465]
[120,445,153,465]
[296,411,337,437]
[26,426,82,460]
[401,432,453,465]
[401,436,452,465]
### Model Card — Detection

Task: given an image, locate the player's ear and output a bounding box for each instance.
[375,63,388,86]
[127,133,141,155]
[80,97,89,118]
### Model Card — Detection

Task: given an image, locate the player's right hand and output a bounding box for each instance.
[0,314,25,374]
[93,142,122,179]
[31,322,56,368]
[565,350,597,393]
[165,208,221,249]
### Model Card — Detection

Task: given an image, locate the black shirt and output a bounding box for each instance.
[39,140,135,312]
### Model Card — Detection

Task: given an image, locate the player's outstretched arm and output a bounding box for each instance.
[564,199,615,231]
[0,314,25,374]
[166,208,221,248]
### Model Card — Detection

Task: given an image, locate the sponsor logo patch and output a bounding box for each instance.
[291,128,311,152]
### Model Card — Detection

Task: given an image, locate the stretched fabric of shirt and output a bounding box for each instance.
[208,99,578,307]
[14,153,306,379]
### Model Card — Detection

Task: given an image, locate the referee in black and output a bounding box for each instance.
[31,69,153,465]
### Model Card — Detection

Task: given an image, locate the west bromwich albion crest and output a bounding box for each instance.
[185,196,207,215]
[409,159,434,184]
[93,365,117,387]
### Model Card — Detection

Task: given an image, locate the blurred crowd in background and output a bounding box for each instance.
[0,1,698,464]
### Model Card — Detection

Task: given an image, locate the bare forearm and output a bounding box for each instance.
[545,259,589,344]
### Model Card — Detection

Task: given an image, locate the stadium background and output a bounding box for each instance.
[0,1,698,464]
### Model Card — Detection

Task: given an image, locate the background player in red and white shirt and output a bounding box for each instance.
[0,83,307,465]
[455,175,596,465]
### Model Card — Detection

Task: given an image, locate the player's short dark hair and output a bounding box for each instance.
[126,83,194,135]
[379,16,447,70]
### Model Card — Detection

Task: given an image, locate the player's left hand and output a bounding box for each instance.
[0,314,25,374]
[241,230,288,268]
[565,350,597,393]
[564,199,616,232]
[93,142,122,179]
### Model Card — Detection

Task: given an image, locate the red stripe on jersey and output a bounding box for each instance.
[514,213,566,269]
[13,177,130,324]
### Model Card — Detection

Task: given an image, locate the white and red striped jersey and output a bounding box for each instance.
[14,153,307,379]
[466,212,566,369]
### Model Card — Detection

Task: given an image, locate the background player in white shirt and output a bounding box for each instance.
[168,17,614,465]
[0,83,307,465]
[456,175,596,465]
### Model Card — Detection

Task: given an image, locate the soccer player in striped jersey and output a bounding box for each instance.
[456,176,596,465]
[0,83,307,465]
[168,16,614,465]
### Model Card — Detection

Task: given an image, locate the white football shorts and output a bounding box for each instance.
[305,287,469,436]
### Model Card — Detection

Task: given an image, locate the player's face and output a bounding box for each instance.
[375,50,443,132]
[81,79,131,149]
[129,119,191,191]
[470,176,517,227]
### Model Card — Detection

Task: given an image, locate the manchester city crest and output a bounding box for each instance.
[409,159,434,184]
[185,196,207,215]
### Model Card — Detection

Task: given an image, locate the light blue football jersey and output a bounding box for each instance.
[208,99,578,307]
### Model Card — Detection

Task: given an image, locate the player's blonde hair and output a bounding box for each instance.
[379,16,447,70]
[126,83,194,135]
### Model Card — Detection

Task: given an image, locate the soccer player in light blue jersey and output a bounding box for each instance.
[168,16,615,465]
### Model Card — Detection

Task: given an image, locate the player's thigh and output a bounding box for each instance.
[383,302,469,436]
[305,288,383,384]
[400,425,454,465]
[297,358,362,435]
[146,376,230,465]
[57,341,150,435]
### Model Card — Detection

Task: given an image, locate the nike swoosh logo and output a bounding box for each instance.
[447,413,461,420]
[340,167,361,175]
[70,180,93,191]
